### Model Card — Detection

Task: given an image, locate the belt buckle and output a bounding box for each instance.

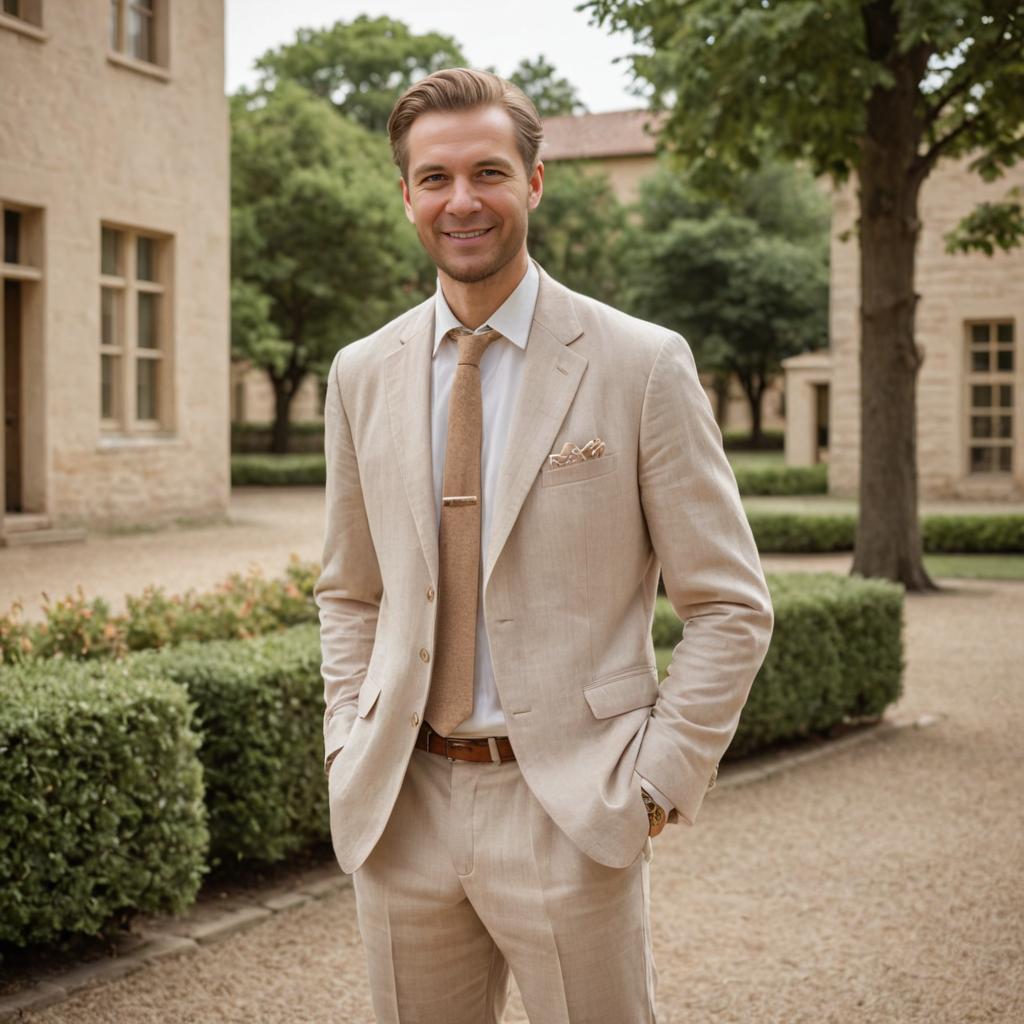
[444,737,473,761]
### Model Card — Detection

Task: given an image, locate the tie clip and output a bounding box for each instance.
[443,495,479,507]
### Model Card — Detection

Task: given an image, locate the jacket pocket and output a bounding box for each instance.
[582,664,659,718]
[541,451,619,488]
[357,677,382,718]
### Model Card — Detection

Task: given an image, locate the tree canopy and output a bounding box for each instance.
[252,15,467,133]
[230,80,420,451]
[508,55,589,116]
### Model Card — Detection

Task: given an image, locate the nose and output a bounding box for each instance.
[445,175,482,218]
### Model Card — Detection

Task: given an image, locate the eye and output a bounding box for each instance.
[422,174,446,184]
[480,169,505,177]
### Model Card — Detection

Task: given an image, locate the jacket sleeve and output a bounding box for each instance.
[313,348,383,774]
[635,332,774,825]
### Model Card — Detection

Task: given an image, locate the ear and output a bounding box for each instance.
[527,161,544,212]
[400,177,415,225]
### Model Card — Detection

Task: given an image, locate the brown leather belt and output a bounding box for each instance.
[416,722,516,763]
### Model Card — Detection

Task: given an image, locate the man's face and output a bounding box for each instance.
[400,104,543,284]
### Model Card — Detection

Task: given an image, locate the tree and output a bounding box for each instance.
[528,162,629,303]
[585,0,1024,590]
[509,55,589,116]
[624,162,829,445]
[231,81,419,452]
[252,15,467,133]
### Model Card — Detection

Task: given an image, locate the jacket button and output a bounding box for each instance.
[426,586,435,601]
[419,648,430,662]
[411,712,420,726]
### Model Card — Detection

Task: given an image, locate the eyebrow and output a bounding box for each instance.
[412,157,517,180]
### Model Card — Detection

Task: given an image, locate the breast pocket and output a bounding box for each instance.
[541,452,619,488]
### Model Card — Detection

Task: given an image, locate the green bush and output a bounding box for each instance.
[746,512,1024,553]
[746,512,857,552]
[0,662,207,946]
[655,572,904,756]
[723,428,784,450]
[231,454,326,486]
[232,421,324,455]
[921,514,1024,553]
[130,625,328,865]
[734,464,828,496]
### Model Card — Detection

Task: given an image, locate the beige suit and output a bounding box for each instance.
[316,259,773,879]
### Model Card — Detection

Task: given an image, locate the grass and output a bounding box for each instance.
[923,554,1024,580]
[727,451,787,472]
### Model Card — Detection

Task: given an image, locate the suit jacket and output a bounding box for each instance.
[315,259,774,874]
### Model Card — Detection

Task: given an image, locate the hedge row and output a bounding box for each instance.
[748,513,1024,553]
[0,560,318,666]
[231,454,326,486]
[733,464,828,496]
[0,662,207,946]
[654,572,904,756]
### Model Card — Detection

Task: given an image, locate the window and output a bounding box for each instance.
[1,0,42,28]
[108,0,165,67]
[966,321,1015,474]
[100,225,172,433]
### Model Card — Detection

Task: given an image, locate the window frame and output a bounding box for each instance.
[964,319,1016,477]
[99,224,174,438]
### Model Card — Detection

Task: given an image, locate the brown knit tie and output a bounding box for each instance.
[425,327,502,736]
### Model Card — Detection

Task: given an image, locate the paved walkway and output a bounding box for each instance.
[17,566,1024,1020]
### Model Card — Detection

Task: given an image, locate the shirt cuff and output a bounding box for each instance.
[636,772,675,816]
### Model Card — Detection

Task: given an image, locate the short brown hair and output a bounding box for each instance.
[387,67,543,182]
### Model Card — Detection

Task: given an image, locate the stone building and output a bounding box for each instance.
[1,0,229,542]
[785,157,1024,498]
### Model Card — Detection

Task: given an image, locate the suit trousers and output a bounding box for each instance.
[350,745,659,1024]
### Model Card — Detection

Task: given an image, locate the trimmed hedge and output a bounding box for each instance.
[654,572,904,756]
[0,662,207,946]
[130,626,328,865]
[734,464,828,496]
[723,429,784,450]
[231,454,326,486]
[747,512,1024,554]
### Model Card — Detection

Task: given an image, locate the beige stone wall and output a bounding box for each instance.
[0,0,229,530]
[828,157,1024,499]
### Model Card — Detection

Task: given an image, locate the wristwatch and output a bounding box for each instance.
[640,788,666,832]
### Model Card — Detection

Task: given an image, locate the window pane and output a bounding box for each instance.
[101,354,119,419]
[996,322,1014,344]
[998,447,1012,473]
[3,0,20,16]
[996,416,1013,439]
[998,385,1013,409]
[128,6,153,62]
[971,349,990,372]
[137,358,157,419]
[101,288,120,345]
[101,227,121,275]
[969,447,994,473]
[971,385,992,408]
[138,292,158,348]
[4,209,20,264]
[970,416,992,439]
[996,349,1014,372]
[136,236,156,281]
[970,323,990,344]
[108,0,119,48]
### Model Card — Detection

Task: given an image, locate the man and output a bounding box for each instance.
[315,67,773,1023]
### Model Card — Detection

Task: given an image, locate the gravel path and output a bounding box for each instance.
[21,571,1024,1023]
[6,488,1021,1020]
[0,489,324,621]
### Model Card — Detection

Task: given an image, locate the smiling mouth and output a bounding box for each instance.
[443,228,492,240]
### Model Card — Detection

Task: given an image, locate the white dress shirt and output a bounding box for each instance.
[429,259,674,817]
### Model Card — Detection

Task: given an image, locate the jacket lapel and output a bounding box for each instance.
[484,264,586,589]
[385,298,439,583]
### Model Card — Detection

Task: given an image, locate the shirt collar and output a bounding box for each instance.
[432,259,539,357]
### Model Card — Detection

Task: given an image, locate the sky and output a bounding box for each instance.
[225,0,651,113]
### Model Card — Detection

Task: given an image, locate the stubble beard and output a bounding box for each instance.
[428,225,526,285]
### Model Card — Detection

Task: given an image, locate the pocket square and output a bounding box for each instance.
[548,437,606,467]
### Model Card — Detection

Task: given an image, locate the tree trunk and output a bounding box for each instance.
[269,374,300,454]
[851,20,936,590]
[712,372,730,429]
